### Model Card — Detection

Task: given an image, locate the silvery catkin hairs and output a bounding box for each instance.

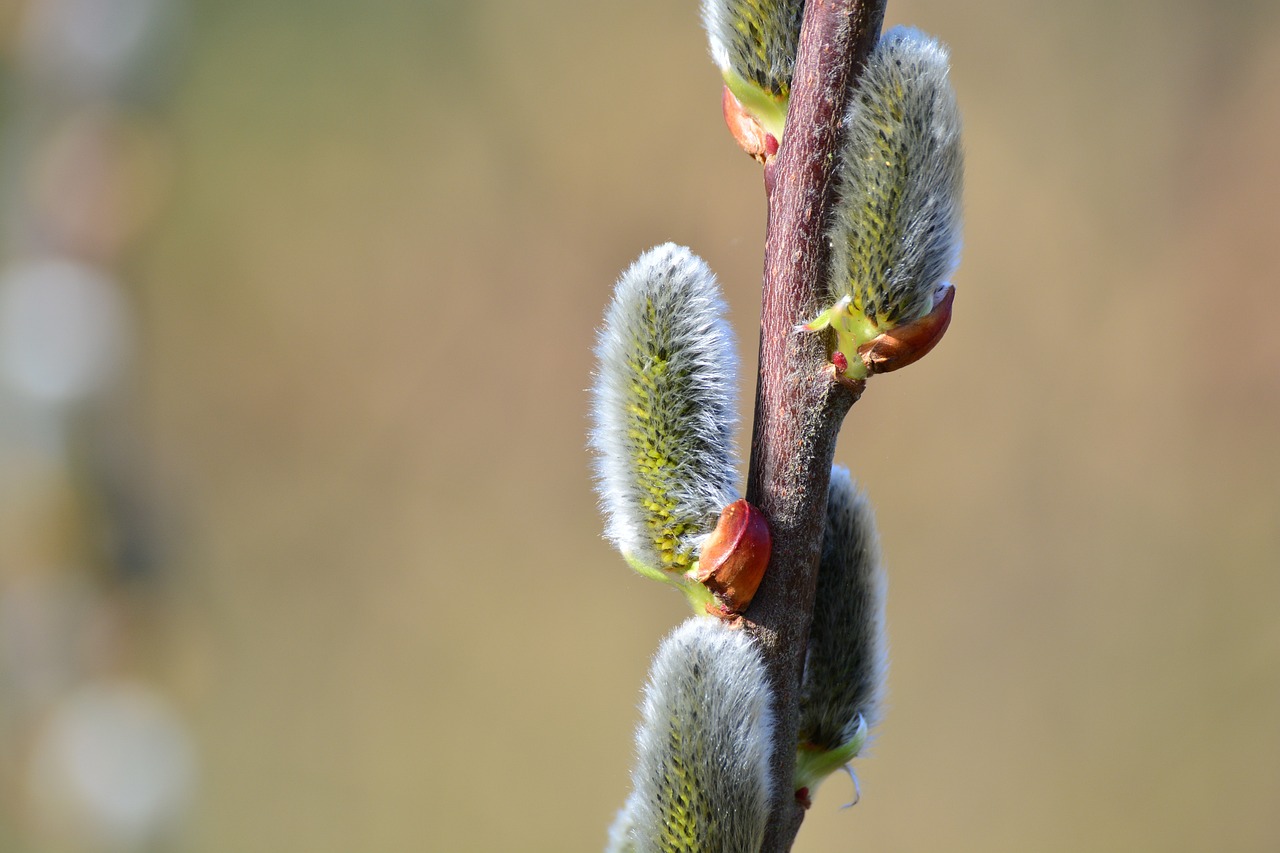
[590,244,739,578]
[604,799,637,853]
[796,465,888,794]
[827,26,964,333]
[610,618,774,853]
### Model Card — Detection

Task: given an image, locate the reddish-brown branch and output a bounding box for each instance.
[738,1,886,850]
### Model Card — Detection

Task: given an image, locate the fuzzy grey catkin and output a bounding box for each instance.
[613,618,774,853]
[796,466,888,791]
[590,244,739,577]
[701,0,804,101]
[827,26,963,333]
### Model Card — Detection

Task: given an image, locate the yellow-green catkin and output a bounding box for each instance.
[591,244,739,581]
[803,26,964,378]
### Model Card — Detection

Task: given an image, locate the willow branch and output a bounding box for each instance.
[739,1,886,850]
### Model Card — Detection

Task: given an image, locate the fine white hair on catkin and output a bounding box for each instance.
[590,244,740,575]
[827,26,964,331]
[604,794,638,853]
[700,0,804,99]
[799,466,888,753]
[620,618,774,853]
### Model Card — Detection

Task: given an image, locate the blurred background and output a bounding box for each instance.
[0,0,1276,851]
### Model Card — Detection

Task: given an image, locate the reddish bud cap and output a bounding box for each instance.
[858,284,955,375]
[721,87,776,165]
[694,499,772,615]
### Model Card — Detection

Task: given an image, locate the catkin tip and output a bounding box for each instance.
[619,618,774,852]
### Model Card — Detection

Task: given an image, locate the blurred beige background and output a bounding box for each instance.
[1,0,1278,851]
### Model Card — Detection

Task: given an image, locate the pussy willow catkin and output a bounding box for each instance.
[591,244,739,578]
[701,0,804,140]
[826,26,963,336]
[796,465,888,794]
[609,618,774,853]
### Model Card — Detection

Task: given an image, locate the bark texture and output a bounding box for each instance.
[739,2,886,849]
